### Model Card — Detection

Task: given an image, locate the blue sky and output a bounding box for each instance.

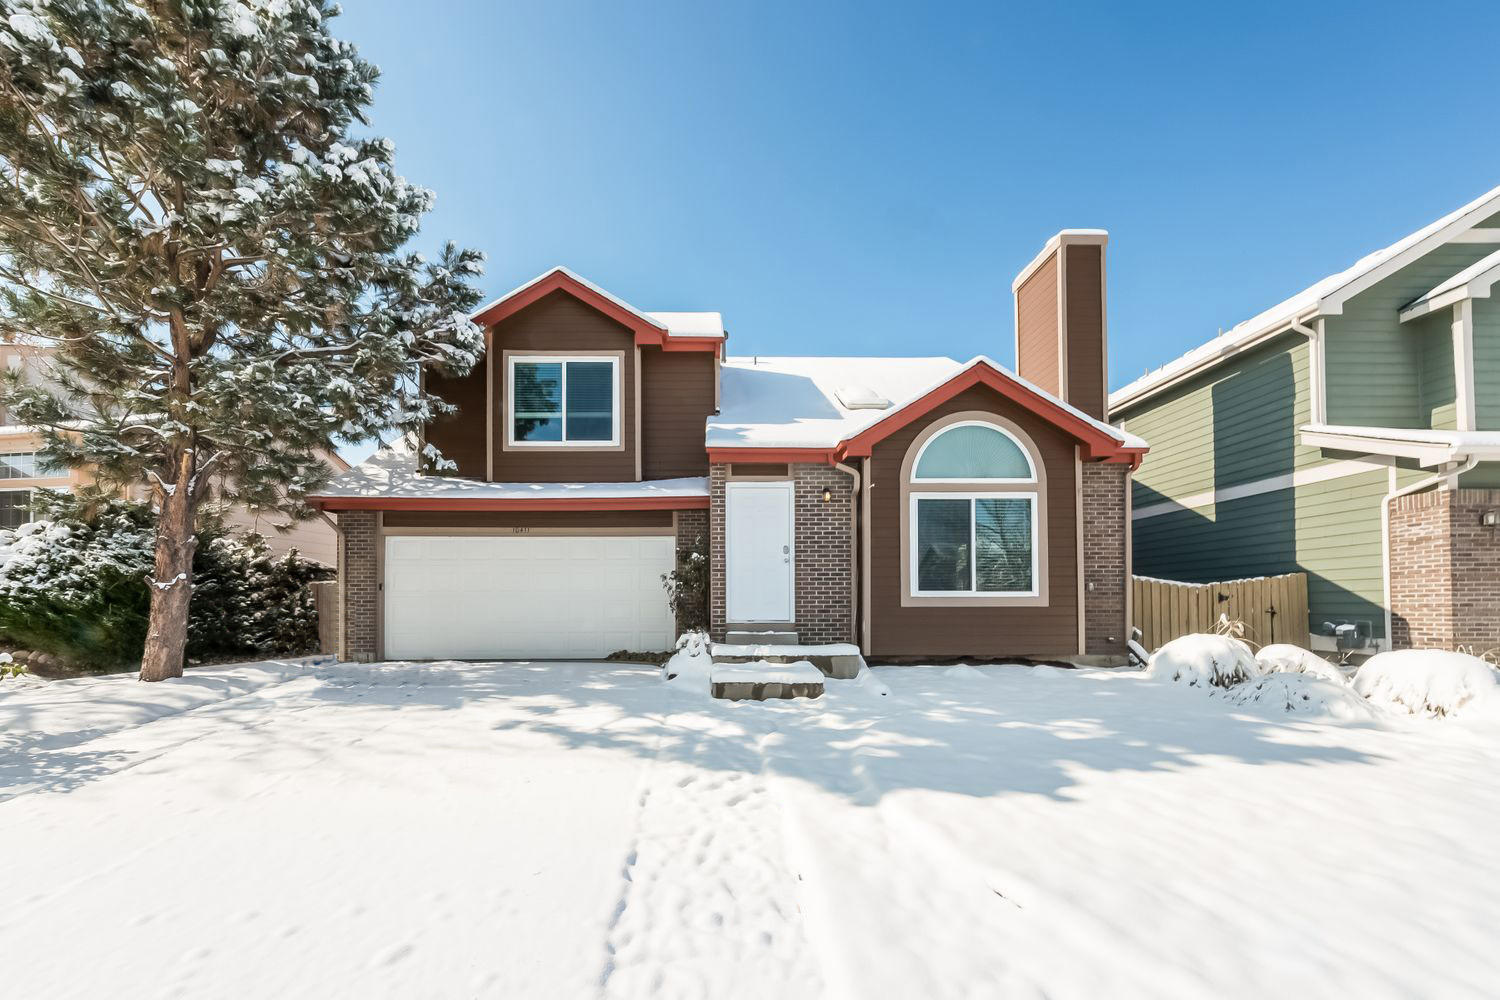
[336,0,1500,393]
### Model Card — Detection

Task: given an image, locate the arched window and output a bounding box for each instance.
[903,416,1044,601]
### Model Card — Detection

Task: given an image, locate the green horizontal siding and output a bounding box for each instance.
[1416,310,1457,430]
[1325,243,1498,427]
[1132,469,1390,638]
[1460,462,1500,489]
[1120,333,1314,508]
[1475,297,1500,431]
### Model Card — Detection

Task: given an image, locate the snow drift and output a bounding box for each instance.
[1352,649,1500,720]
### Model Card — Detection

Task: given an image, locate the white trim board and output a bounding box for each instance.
[1132,458,1389,522]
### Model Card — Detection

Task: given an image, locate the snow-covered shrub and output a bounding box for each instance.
[1145,634,1261,688]
[662,534,708,632]
[1256,644,1346,683]
[0,494,330,669]
[1352,650,1500,720]
[663,631,713,687]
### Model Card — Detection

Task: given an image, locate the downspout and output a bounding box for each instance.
[1289,316,1323,425]
[834,460,861,647]
[1381,455,1478,648]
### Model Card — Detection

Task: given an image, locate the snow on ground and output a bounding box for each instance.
[3,659,1499,999]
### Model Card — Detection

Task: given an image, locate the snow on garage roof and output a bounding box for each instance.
[309,441,708,509]
[647,311,725,339]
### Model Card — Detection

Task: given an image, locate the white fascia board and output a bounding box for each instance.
[1300,428,1453,465]
[1398,253,1500,323]
[1448,228,1500,244]
[1316,189,1500,316]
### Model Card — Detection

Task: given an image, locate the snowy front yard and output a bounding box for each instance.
[3,659,1498,999]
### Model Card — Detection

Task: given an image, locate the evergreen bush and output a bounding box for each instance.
[0,492,331,670]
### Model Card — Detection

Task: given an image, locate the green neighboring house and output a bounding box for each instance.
[1111,185,1500,655]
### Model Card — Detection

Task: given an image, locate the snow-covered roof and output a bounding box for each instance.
[1300,423,1500,466]
[310,443,708,503]
[470,267,726,341]
[1400,248,1500,322]
[646,312,726,339]
[1111,183,1500,412]
[709,355,1145,451]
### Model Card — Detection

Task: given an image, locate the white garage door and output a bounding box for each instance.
[383,534,677,660]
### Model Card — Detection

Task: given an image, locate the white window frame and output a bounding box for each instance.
[908,491,1040,598]
[909,420,1037,484]
[0,451,39,480]
[504,354,622,448]
[0,487,33,529]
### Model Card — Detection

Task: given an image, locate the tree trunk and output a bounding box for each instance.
[139,464,199,682]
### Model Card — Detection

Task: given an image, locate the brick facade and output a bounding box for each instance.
[1389,489,1500,652]
[336,510,379,662]
[709,463,855,645]
[1081,462,1129,656]
[674,507,710,635]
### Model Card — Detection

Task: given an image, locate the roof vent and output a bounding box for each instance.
[834,384,891,410]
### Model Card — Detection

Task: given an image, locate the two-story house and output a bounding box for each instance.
[1111,183,1500,655]
[311,232,1146,663]
[0,342,348,565]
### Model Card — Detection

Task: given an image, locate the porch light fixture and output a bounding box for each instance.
[821,487,833,503]
[1483,509,1499,528]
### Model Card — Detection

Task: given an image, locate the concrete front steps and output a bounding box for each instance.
[709,637,866,701]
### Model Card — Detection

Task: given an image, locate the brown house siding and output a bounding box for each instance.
[490,290,638,482]
[1064,243,1106,421]
[867,385,1079,657]
[423,365,488,479]
[641,350,716,479]
[1015,250,1060,397]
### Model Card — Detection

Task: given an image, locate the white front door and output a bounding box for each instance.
[382,534,676,659]
[726,481,795,622]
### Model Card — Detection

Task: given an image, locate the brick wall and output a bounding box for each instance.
[1390,489,1500,651]
[1081,462,1129,656]
[708,463,855,645]
[674,507,709,635]
[336,510,378,662]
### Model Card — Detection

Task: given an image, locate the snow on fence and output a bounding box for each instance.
[310,580,338,656]
[1132,572,1309,653]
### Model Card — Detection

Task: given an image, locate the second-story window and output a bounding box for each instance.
[0,452,40,479]
[507,355,620,447]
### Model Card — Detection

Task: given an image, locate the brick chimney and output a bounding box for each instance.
[1011,230,1109,421]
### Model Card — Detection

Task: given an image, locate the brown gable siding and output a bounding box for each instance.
[867,384,1079,657]
[424,364,488,479]
[491,290,637,482]
[1064,243,1106,420]
[641,350,715,479]
[1015,250,1060,396]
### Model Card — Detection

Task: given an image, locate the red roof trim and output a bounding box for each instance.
[310,495,710,513]
[471,270,720,353]
[839,362,1138,463]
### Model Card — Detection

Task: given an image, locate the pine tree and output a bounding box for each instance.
[0,1,484,679]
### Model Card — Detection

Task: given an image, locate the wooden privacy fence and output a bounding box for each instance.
[1132,572,1309,652]
[311,580,338,656]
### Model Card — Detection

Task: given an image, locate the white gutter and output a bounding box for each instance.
[1381,456,1479,648]
[1289,319,1325,425]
